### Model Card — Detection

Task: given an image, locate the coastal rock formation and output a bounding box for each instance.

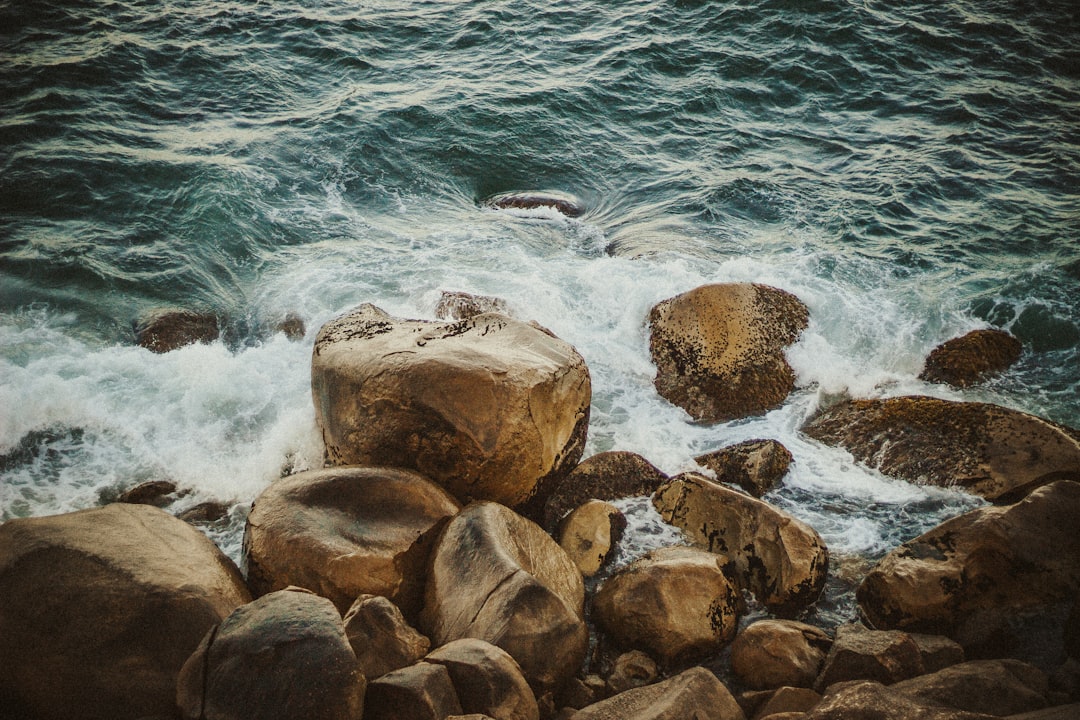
[134,307,220,352]
[570,666,746,720]
[423,638,539,720]
[606,650,659,695]
[435,291,511,321]
[813,624,927,692]
[243,466,460,616]
[802,396,1080,503]
[312,304,591,512]
[803,681,993,720]
[543,450,668,529]
[919,329,1022,388]
[344,594,431,680]
[592,546,741,665]
[752,686,823,718]
[647,283,809,422]
[481,190,585,218]
[556,499,626,577]
[857,480,1080,647]
[176,589,365,720]
[364,662,462,720]
[652,472,828,614]
[0,503,251,720]
[695,438,793,497]
[730,619,832,690]
[420,502,587,693]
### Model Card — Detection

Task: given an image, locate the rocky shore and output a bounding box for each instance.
[2,283,1078,720]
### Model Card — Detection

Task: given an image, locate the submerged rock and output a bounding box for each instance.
[919,329,1022,388]
[543,450,668,529]
[647,283,809,423]
[571,666,745,720]
[0,504,251,720]
[481,190,585,218]
[134,307,220,353]
[312,304,591,513]
[802,396,1080,503]
[694,438,793,498]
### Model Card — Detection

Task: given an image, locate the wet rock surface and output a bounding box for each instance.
[134,307,220,353]
[695,439,793,497]
[919,328,1022,388]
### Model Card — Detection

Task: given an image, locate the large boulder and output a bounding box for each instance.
[592,546,741,665]
[814,624,927,692]
[243,466,460,615]
[420,502,587,693]
[695,439,793,498]
[0,504,251,720]
[344,594,431,680]
[889,659,1048,717]
[803,681,994,720]
[857,481,1080,647]
[919,329,1022,388]
[571,666,746,720]
[556,499,626,577]
[802,396,1080,504]
[312,304,591,513]
[730,619,832,690]
[176,589,365,720]
[543,451,668,529]
[423,638,539,720]
[647,283,809,422]
[364,662,462,720]
[652,472,828,614]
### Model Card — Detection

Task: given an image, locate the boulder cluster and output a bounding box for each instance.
[3,282,1078,720]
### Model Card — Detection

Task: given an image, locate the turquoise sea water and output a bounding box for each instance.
[2,0,1078,625]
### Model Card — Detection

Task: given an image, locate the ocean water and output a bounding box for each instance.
[2,0,1078,628]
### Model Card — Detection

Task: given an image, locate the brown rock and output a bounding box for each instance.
[176,589,365,720]
[606,650,659,695]
[730,619,832,690]
[814,624,925,692]
[857,481,1080,643]
[571,666,746,720]
[344,594,431,680]
[0,504,251,720]
[176,501,230,523]
[312,304,591,512]
[423,638,539,720]
[364,662,463,720]
[557,500,626,577]
[420,502,587,694]
[647,283,809,422]
[753,687,822,719]
[592,546,741,665]
[276,312,306,340]
[1067,597,1080,660]
[135,307,220,352]
[803,681,994,720]
[1004,705,1080,720]
[482,190,585,218]
[543,451,668,529]
[243,466,460,615]
[757,713,808,720]
[116,479,178,506]
[435,291,511,321]
[890,659,1047,716]
[919,329,1022,388]
[802,396,1080,504]
[695,439,793,497]
[652,473,828,614]
[909,633,965,674]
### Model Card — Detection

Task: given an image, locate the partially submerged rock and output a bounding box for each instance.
[730,619,832,690]
[802,396,1080,504]
[482,190,585,218]
[312,304,591,512]
[435,291,511,321]
[556,499,626,577]
[653,472,828,614]
[0,504,251,720]
[135,307,220,353]
[695,439,793,497]
[116,479,179,506]
[647,283,809,423]
[243,466,460,615]
[592,546,741,665]
[919,329,1022,388]
[814,624,927,692]
[571,666,746,720]
[543,451,668,529]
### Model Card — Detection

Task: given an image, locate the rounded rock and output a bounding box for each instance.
[919,328,1022,388]
[730,619,832,690]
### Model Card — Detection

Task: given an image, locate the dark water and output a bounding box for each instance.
[2,0,1078,627]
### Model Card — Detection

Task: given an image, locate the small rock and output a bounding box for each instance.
[814,624,924,692]
[606,650,659,695]
[694,439,793,498]
[364,662,463,720]
[117,479,178,506]
[135,308,220,353]
[422,638,539,720]
[803,681,992,720]
[730,619,832,690]
[909,633,965,674]
[344,594,431,681]
[435,291,511,321]
[557,500,626,577]
[919,329,1022,388]
[543,451,668,529]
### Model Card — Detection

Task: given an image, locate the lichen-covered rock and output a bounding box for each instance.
[482,190,585,218]
[889,659,1048,717]
[344,594,431,680]
[312,304,591,512]
[730,619,832,690]
[243,466,460,615]
[857,481,1080,644]
[647,283,809,422]
[919,329,1022,388]
[571,666,746,720]
[543,451,668,529]
[802,396,1080,504]
[0,504,251,720]
[695,439,793,498]
[176,589,365,720]
[420,502,587,693]
[814,624,926,692]
[134,307,220,352]
[592,546,741,665]
[652,473,828,614]
[435,291,511,321]
[556,500,626,577]
[423,638,539,720]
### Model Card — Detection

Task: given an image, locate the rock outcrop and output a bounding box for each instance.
[647,283,809,422]
[312,304,591,512]
[653,472,828,614]
[592,546,741,665]
[543,451,668,529]
[134,307,220,352]
[0,504,251,720]
[694,439,793,497]
[570,666,746,720]
[730,619,832,690]
[802,396,1080,504]
[919,329,1022,388]
[177,589,365,720]
[420,502,587,693]
[243,466,460,615]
